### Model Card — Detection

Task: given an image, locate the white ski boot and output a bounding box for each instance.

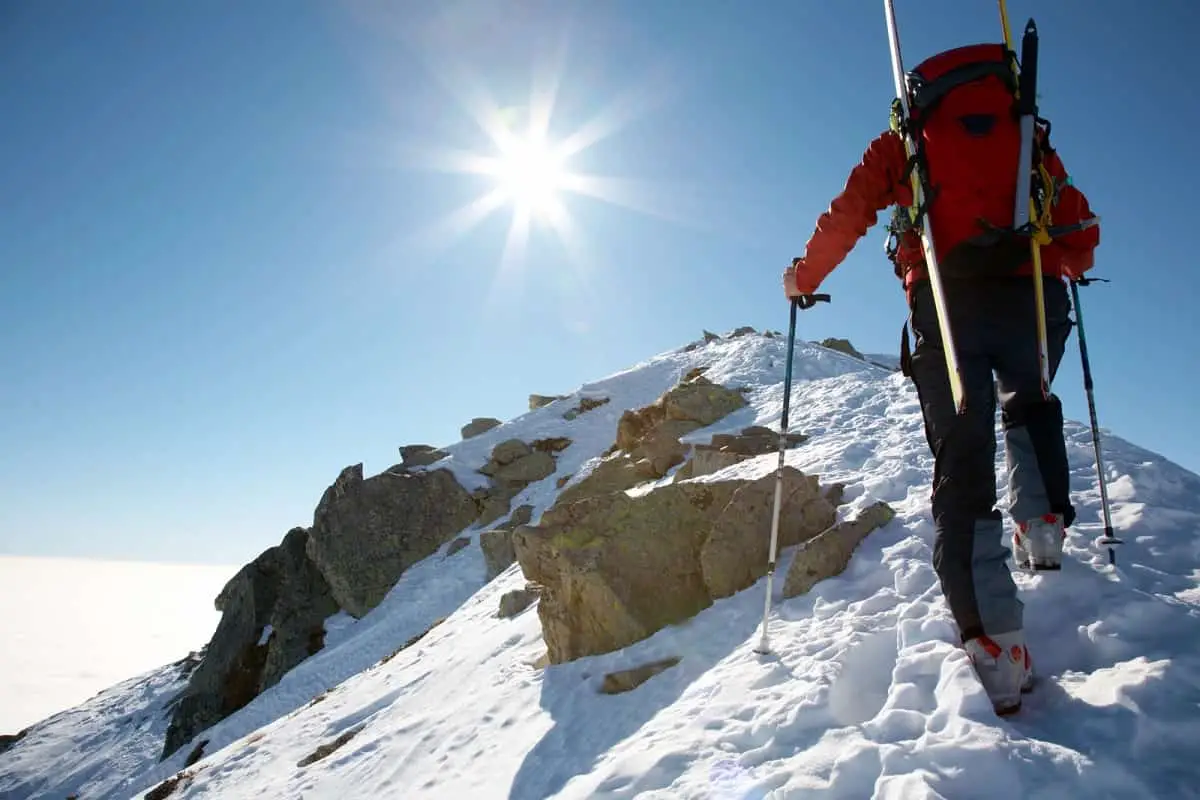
[1013,513,1065,570]
[964,630,1031,715]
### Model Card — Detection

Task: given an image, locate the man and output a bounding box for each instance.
[783,43,1099,713]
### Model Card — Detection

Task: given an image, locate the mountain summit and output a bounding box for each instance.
[3,328,1198,800]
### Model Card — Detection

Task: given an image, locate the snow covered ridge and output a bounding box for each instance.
[3,328,1200,799]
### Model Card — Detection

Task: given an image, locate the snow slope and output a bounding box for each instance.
[3,331,1198,800]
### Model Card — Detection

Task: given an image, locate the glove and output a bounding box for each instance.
[782,257,820,300]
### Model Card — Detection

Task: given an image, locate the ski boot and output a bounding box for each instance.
[1013,513,1065,570]
[964,630,1032,715]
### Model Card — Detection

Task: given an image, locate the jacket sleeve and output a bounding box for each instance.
[797,130,907,288]
[1042,148,1100,277]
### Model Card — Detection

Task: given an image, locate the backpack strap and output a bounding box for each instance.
[909,58,1017,115]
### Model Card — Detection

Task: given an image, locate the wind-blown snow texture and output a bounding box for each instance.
[3,333,1198,800]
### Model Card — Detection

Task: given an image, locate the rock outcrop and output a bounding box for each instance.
[676,425,808,480]
[480,504,532,580]
[306,464,478,617]
[398,444,448,468]
[529,394,566,410]
[498,584,542,618]
[513,467,837,664]
[563,396,610,421]
[600,657,681,694]
[0,729,27,756]
[783,501,895,599]
[461,417,502,439]
[818,337,865,360]
[474,440,564,528]
[557,374,748,507]
[162,528,339,759]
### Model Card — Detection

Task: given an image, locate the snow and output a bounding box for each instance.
[3,331,1199,800]
[0,557,231,733]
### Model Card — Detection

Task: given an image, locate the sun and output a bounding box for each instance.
[487,132,567,220]
[406,61,677,290]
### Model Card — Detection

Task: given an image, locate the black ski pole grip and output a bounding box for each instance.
[796,294,831,310]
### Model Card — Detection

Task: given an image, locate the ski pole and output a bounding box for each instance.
[756,291,830,656]
[1070,277,1122,565]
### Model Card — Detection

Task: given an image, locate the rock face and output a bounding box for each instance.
[399,444,447,468]
[529,394,566,410]
[474,440,564,528]
[513,467,836,664]
[498,584,542,618]
[461,417,502,439]
[783,501,896,599]
[563,396,610,421]
[306,464,479,617]
[700,471,836,600]
[819,337,865,360]
[558,374,748,507]
[480,505,533,580]
[162,528,339,759]
[677,425,808,480]
[0,729,27,756]
[600,657,681,694]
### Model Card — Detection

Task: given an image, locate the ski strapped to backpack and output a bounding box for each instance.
[1002,6,1053,398]
[884,0,966,413]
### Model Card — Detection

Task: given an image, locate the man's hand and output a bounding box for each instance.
[782,257,820,300]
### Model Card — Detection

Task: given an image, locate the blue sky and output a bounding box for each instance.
[2,0,1196,566]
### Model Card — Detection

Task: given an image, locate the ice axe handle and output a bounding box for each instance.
[795,294,831,310]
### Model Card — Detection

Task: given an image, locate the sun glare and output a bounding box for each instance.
[490,133,567,219]
[408,53,676,296]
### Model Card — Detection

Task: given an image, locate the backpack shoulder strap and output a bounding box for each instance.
[908,44,1017,115]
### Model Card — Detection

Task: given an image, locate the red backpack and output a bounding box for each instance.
[899,43,1033,275]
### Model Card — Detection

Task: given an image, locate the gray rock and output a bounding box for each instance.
[700,470,835,599]
[490,438,532,467]
[400,444,448,468]
[702,330,720,343]
[661,377,747,426]
[461,417,502,439]
[729,326,757,338]
[532,437,572,454]
[481,528,517,580]
[0,729,27,756]
[783,501,896,599]
[676,447,745,480]
[445,537,471,558]
[498,585,542,618]
[306,464,478,617]
[676,425,806,480]
[481,504,530,580]
[823,482,847,508]
[600,657,681,694]
[529,394,566,410]
[563,396,610,421]
[504,504,532,527]
[515,468,834,665]
[475,484,523,529]
[819,338,865,360]
[162,527,338,759]
[491,451,556,484]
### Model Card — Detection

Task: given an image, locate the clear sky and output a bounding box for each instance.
[2,0,1196,567]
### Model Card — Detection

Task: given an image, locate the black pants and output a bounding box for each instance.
[908,277,1074,641]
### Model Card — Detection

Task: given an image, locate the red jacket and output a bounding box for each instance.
[796,130,1099,301]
